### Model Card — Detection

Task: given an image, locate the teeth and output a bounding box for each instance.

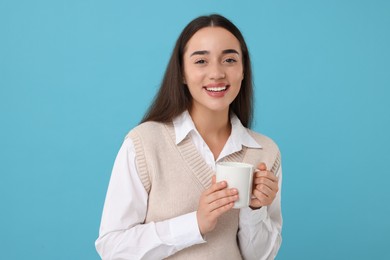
[206,86,227,92]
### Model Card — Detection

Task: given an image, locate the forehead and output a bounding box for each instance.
[184,27,241,54]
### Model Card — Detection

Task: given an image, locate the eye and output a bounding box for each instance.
[224,58,237,64]
[195,59,207,64]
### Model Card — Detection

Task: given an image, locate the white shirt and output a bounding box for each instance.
[95,111,282,260]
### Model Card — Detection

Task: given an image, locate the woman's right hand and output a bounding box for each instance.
[196,176,238,235]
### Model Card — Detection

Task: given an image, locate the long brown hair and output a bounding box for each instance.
[141,14,254,128]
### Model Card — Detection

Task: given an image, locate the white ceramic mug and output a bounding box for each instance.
[216,162,255,208]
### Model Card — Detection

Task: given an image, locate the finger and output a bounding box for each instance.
[253,181,277,194]
[211,175,216,185]
[255,171,278,182]
[252,189,271,203]
[209,201,235,218]
[253,176,279,189]
[205,187,238,204]
[204,181,227,196]
[254,184,273,197]
[253,184,278,205]
[209,193,238,211]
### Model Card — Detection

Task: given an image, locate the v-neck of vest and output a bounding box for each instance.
[164,122,248,189]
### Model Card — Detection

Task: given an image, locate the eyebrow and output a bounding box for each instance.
[222,49,240,55]
[190,50,209,56]
[190,49,240,57]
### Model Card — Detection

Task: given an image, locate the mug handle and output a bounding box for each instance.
[250,169,260,199]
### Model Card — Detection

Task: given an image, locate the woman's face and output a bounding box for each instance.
[183,26,244,115]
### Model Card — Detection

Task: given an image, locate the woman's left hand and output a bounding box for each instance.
[249,162,279,209]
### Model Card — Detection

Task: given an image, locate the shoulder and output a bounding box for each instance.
[247,129,280,152]
[245,129,282,174]
[124,121,175,151]
[125,121,167,139]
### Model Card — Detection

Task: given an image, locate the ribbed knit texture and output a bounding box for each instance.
[126,121,280,259]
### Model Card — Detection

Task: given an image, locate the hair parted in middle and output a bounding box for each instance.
[141,14,254,128]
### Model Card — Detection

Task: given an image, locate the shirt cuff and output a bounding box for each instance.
[240,206,268,225]
[155,211,205,250]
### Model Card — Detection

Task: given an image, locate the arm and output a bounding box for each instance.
[95,138,204,260]
[238,165,283,260]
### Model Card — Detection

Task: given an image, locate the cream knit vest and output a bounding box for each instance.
[127,121,280,260]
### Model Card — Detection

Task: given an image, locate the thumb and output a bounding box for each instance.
[257,162,267,171]
[212,175,216,184]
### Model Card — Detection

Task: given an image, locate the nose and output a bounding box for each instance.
[208,63,225,80]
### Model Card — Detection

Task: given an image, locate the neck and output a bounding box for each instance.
[189,107,231,160]
[190,108,230,135]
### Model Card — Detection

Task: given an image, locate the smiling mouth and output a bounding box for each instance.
[204,85,229,92]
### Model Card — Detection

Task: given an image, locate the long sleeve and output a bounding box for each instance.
[95,138,205,260]
[237,166,283,260]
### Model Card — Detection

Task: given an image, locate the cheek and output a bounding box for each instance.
[185,69,204,84]
[227,65,244,81]
[231,71,244,85]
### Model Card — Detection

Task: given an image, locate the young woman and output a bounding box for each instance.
[96,14,282,260]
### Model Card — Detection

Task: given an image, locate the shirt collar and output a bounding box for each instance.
[172,111,262,150]
[229,114,262,150]
[172,110,196,144]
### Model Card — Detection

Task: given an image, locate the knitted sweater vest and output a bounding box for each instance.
[127,121,280,260]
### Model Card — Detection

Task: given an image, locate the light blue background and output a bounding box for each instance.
[1,0,389,259]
